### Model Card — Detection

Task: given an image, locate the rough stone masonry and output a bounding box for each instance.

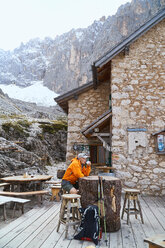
[111,19,165,195]
[65,19,165,195]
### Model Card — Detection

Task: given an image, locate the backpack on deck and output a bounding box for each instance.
[74,205,100,245]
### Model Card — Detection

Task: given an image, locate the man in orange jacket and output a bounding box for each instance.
[62,153,91,194]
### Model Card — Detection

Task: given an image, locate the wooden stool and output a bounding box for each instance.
[50,184,61,201]
[57,194,81,238]
[121,188,144,224]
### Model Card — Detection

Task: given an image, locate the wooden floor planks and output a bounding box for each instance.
[0,204,58,248]
[19,205,61,248]
[0,195,164,248]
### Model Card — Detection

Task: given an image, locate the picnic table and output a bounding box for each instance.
[0,175,52,192]
[0,175,52,203]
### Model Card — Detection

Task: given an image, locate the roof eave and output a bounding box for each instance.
[152,129,165,136]
[54,81,94,113]
[81,110,112,137]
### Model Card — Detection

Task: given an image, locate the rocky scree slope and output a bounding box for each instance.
[0,91,67,178]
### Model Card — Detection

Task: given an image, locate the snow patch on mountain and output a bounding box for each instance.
[0,81,58,107]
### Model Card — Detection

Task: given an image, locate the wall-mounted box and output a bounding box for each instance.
[152,129,165,154]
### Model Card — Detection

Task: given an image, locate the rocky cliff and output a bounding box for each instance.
[0,0,164,94]
[0,116,67,177]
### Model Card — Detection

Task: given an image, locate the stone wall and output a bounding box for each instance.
[66,81,110,163]
[111,19,165,195]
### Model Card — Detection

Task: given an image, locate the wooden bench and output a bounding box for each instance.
[0,183,10,187]
[11,197,31,218]
[0,196,11,220]
[0,190,49,204]
[0,183,11,191]
[45,180,62,185]
[0,195,30,220]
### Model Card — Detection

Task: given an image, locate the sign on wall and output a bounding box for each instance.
[127,128,147,155]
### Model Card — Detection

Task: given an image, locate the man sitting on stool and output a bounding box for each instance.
[62,153,91,194]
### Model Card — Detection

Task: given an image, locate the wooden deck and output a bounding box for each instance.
[0,195,164,248]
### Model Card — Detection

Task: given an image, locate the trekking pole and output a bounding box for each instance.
[100,176,108,246]
[98,176,101,243]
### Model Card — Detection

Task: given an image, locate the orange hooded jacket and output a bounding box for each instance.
[62,157,91,185]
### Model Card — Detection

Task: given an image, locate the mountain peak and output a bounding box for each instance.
[0,0,164,103]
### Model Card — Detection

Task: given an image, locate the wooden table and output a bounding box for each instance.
[0,175,52,192]
[79,175,122,232]
[144,234,165,248]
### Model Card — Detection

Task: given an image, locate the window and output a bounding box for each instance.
[90,144,108,165]
[157,134,165,153]
[73,143,110,164]
[152,130,165,155]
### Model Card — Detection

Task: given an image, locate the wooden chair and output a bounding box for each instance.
[121,188,144,224]
[57,194,81,238]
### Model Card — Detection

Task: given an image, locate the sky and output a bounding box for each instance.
[0,0,131,51]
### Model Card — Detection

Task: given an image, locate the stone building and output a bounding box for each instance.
[55,9,165,195]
